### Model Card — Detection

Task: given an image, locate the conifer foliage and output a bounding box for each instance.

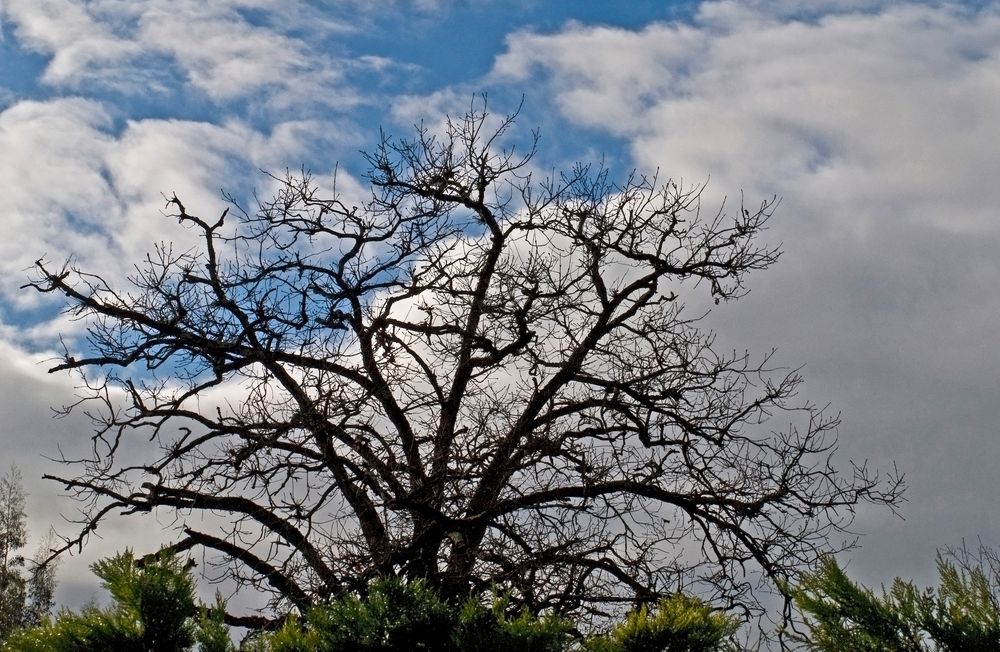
[791,548,1000,651]
[4,549,735,652]
[1,550,232,652]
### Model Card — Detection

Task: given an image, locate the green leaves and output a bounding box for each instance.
[0,466,28,641]
[1,550,234,652]
[251,577,573,652]
[921,555,1000,652]
[584,594,739,652]
[251,578,734,652]
[453,590,573,652]
[791,553,1000,651]
[7,550,743,652]
[93,550,198,651]
[307,577,455,651]
[791,557,927,651]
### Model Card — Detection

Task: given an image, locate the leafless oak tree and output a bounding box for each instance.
[26,104,901,627]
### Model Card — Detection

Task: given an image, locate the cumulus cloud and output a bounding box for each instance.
[133,2,350,107]
[1,0,148,90]
[0,96,352,317]
[4,0,998,611]
[0,99,119,304]
[489,1,1000,586]
[494,3,1000,230]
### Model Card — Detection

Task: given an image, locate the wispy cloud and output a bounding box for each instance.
[2,0,148,90]
[2,0,359,107]
[0,98,117,302]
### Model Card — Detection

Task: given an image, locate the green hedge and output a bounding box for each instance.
[3,549,739,652]
[247,579,737,652]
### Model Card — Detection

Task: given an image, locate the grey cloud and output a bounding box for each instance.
[0,338,109,608]
[0,337,272,612]
[489,0,1000,589]
[4,0,999,621]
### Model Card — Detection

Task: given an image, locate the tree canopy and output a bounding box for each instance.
[0,466,57,642]
[1,550,232,652]
[27,104,902,626]
[0,467,28,639]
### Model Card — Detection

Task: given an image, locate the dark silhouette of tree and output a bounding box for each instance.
[26,104,901,627]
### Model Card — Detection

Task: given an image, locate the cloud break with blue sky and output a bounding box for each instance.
[1,0,999,613]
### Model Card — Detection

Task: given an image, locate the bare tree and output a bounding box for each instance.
[27,104,901,627]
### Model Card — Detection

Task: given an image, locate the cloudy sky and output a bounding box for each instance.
[1,0,998,615]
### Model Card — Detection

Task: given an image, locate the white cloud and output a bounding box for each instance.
[109,116,363,267]
[134,2,349,106]
[488,0,1000,587]
[4,0,999,615]
[1,0,358,107]
[492,20,708,135]
[0,95,350,312]
[0,98,120,304]
[487,0,1000,367]
[2,0,147,89]
[493,3,1000,234]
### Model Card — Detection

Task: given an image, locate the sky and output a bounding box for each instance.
[1,0,999,622]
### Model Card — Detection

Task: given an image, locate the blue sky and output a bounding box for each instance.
[2,0,1000,621]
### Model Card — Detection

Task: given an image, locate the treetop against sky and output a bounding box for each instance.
[0,0,998,618]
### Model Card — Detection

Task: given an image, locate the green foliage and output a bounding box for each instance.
[584,594,739,652]
[251,577,453,652]
[242,615,318,652]
[22,553,58,631]
[921,555,1000,651]
[791,557,927,651]
[0,466,29,641]
[1,606,126,651]
[5,550,737,652]
[315,576,454,651]
[249,584,732,652]
[196,596,238,652]
[1,549,234,652]
[251,578,574,652]
[792,553,1000,651]
[0,467,59,644]
[453,591,573,652]
[248,577,738,652]
[94,550,198,650]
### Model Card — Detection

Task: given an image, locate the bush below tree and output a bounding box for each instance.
[790,547,1000,651]
[3,549,740,652]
